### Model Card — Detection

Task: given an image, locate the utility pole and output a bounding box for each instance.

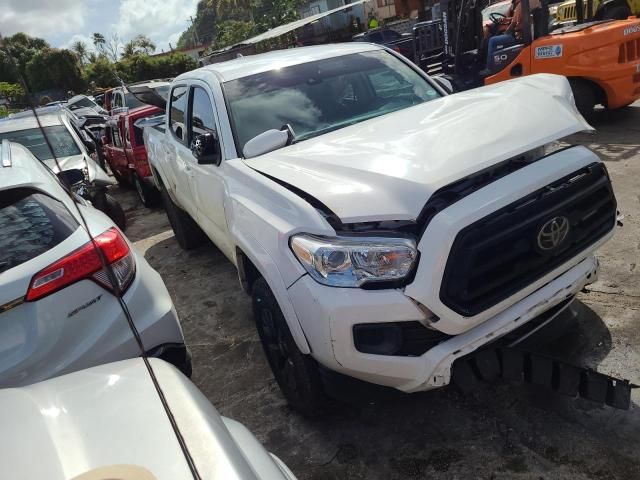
[189,16,200,45]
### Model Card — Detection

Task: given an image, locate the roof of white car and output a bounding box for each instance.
[0,141,50,189]
[0,111,64,133]
[181,42,382,82]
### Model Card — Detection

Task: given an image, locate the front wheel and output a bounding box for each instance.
[93,192,127,231]
[569,79,597,121]
[134,173,160,208]
[160,187,206,250]
[252,277,328,416]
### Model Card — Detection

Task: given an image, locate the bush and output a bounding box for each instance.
[116,53,198,83]
[25,48,85,93]
[84,57,119,89]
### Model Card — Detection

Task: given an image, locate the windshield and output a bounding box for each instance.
[224,50,442,153]
[0,125,82,160]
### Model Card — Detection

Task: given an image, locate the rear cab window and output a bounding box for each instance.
[0,188,78,274]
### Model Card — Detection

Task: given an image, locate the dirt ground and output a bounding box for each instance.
[118,100,640,480]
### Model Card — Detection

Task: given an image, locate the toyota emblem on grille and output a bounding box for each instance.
[537,216,570,251]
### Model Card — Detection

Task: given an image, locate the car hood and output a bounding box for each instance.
[245,74,592,223]
[0,359,289,480]
[43,154,114,185]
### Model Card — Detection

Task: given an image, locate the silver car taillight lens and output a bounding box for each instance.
[26,228,135,301]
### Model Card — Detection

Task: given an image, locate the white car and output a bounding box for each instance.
[0,140,190,387]
[144,44,617,415]
[66,94,108,115]
[0,358,297,480]
[0,109,126,230]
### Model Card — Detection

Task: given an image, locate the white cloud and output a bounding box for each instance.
[113,0,200,52]
[0,0,86,39]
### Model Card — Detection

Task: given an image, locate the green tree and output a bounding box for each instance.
[254,0,299,32]
[133,35,156,55]
[71,40,88,67]
[0,82,26,103]
[122,35,157,58]
[0,33,50,83]
[92,33,106,53]
[177,0,219,49]
[84,57,118,88]
[214,20,256,48]
[116,53,197,83]
[25,48,86,93]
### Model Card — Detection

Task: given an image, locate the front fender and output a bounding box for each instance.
[231,225,311,354]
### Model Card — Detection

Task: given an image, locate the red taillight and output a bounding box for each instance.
[26,228,135,301]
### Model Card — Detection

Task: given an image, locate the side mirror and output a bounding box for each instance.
[190,132,221,165]
[57,168,85,186]
[433,76,454,94]
[243,129,289,159]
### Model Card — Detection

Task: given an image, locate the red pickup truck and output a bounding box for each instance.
[103,105,163,207]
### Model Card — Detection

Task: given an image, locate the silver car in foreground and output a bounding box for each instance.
[0,140,190,387]
[0,358,297,479]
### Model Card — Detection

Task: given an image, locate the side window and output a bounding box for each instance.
[112,93,121,108]
[169,86,188,143]
[188,86,216,145]
[368,32,384,43]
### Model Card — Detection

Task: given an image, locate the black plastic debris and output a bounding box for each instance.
[452,347,637,410]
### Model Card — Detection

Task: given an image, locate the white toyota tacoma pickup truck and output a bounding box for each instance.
[144,43,617,415]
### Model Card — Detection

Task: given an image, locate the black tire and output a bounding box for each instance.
[110,167,130,187]
[94,192,127,231]
[602,5,631,19]
[569,79,597,121]
[252,277,328,416]
[133,173,161,208]
[160,187,206,250]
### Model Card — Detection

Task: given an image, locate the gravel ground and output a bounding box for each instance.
[119,100,640,479]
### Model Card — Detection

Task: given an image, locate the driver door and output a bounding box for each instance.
[183,82,233,259]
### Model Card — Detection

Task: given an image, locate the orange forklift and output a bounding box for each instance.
[415,0,640,118]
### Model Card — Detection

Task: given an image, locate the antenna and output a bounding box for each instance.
[0,34,202,480]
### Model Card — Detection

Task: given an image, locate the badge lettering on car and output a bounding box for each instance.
[623,24,640,36]
[535,45,563,59]
[67,294,103,318]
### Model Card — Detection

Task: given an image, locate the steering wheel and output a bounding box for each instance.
[490,12,507,24]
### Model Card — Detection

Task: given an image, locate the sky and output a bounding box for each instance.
[0,0,201,54]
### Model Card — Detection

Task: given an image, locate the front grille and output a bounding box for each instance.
[440,162,616,317]
[619,39,640,64]
[557,4,575,21]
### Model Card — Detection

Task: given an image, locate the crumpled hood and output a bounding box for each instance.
[246,74,592,223]
[43,154,114,186]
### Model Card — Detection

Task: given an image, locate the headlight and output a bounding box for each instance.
[290,234,418,287]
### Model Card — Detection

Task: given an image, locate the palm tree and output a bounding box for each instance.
[92,33,106,54]
[87,52,99,64]
[133,35,156,55]
[71,40,88,67]
[122,40,137,58]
